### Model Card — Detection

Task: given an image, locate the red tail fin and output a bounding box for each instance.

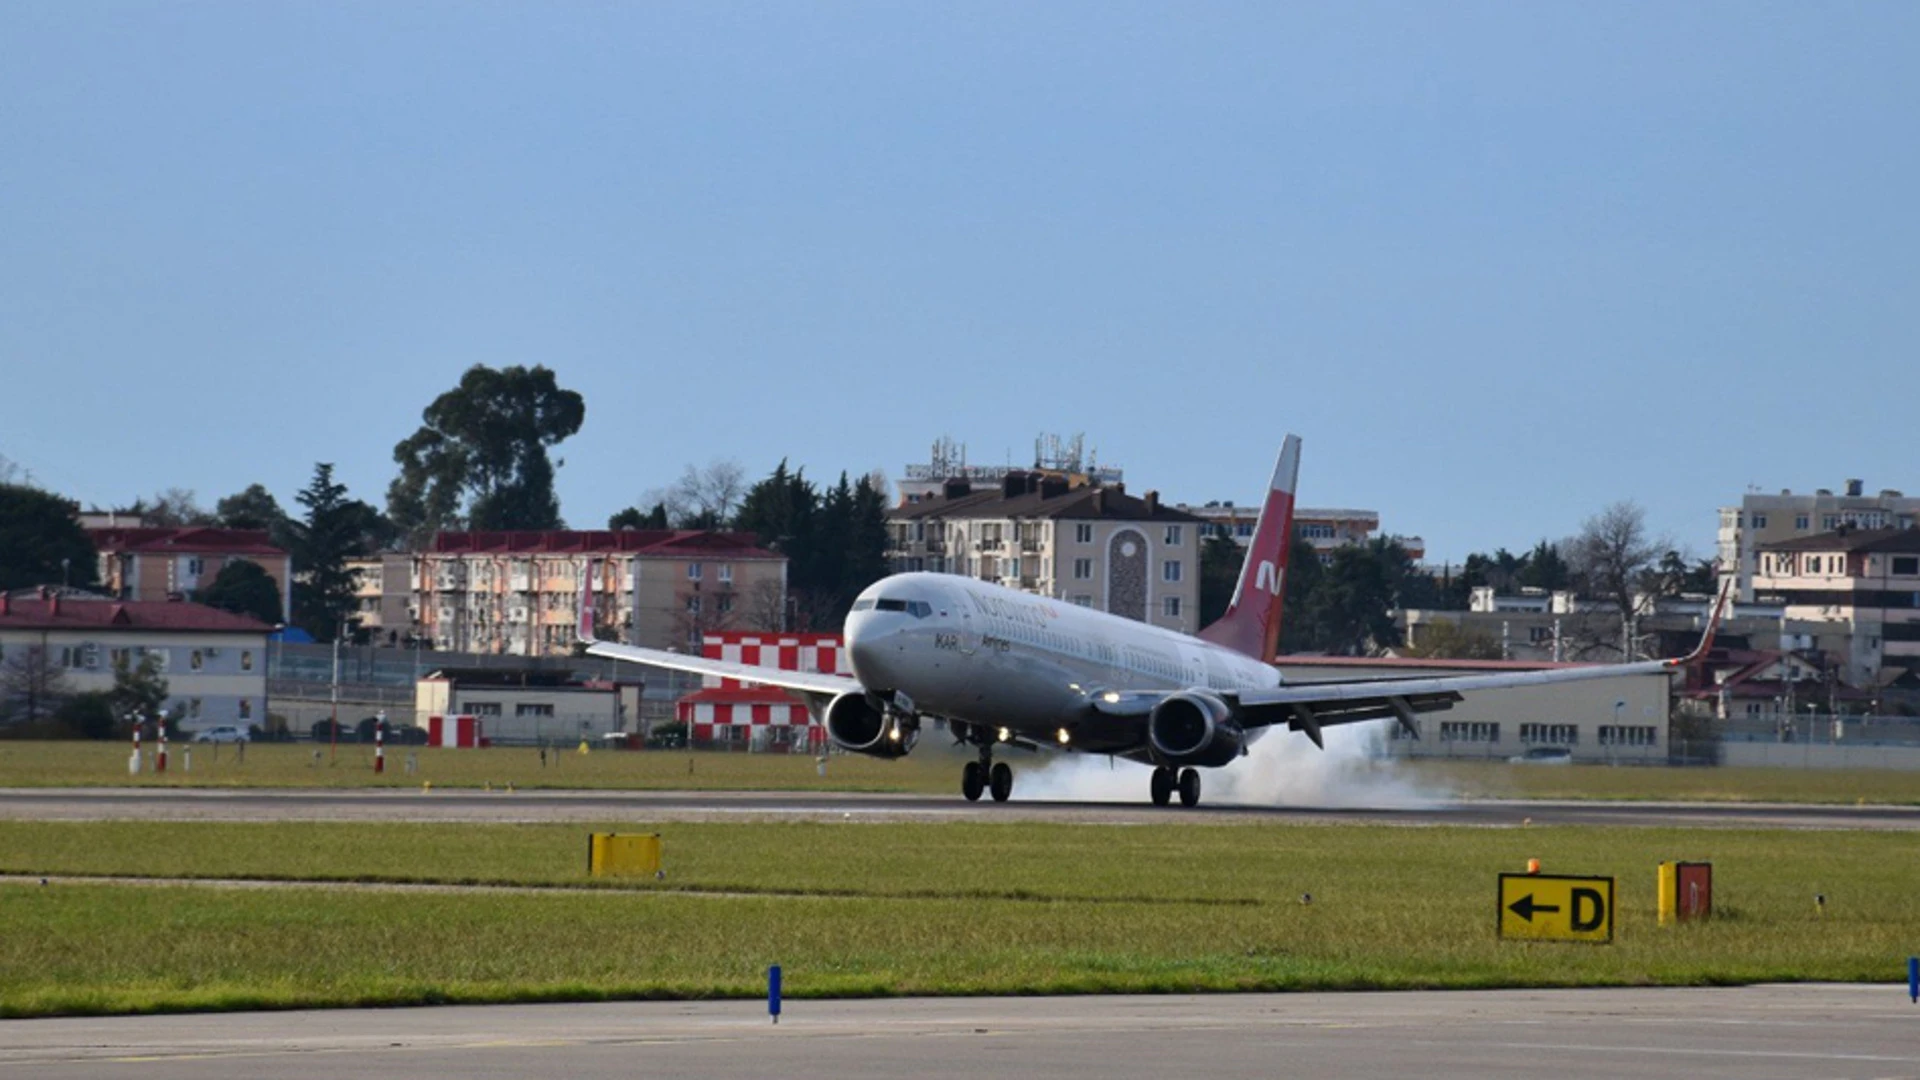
[1197,436,1300,662]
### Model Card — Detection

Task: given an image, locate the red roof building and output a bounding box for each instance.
[88,527,292,624]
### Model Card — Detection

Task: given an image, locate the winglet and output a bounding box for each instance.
[1664,579,1733,669]
[578,559,601,645]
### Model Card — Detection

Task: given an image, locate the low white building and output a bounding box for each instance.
[414,668,643,744]
[0,588,271,729]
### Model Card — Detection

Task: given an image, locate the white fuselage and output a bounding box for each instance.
[843,572,1281,754]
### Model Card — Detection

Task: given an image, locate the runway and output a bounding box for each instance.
[1,787,1916,829]
[4,985,1915,1080]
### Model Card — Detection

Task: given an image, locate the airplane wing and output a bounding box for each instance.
[1091,584,1729,750]
[584,640,863,699]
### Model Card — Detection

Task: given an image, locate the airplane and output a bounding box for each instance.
[579,436,1726,808]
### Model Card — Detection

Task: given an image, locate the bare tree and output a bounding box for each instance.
[742,578,789,632]
[0,646,74,728]
[1569,501,1664,659]
[660,459,748,528]
[140,488,216,527]
[0,454,24,487]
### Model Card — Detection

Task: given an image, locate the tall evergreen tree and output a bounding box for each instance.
[290,463,367,641]
[196,559,285,626]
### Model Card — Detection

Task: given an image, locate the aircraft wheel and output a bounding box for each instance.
[989,761,1014,802]
[1150,766,1174,807]
[1178,768,1202,808]
[961,760,985,802]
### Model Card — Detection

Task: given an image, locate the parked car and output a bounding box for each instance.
[1509,746,1573,765]
[191,725,250,744]
[309,719,355,743]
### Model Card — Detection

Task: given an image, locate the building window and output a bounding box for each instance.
[1439,721,1499,743]
[1076,523,1093,544]
[1753,514,1768,529]
[515,703,554,717]
[1893,556,1919,577]
[688,562,703,581]
[1163,596,1182,618]
[1164,525,1183,546]
[1301,523,1336,540]
[467,701,503,717]
[1073,558,1093,580]
[191,650,204,671]
[1795,514,1809,530]
[238,699,252,720]
[1519,723,1578,745]
[1162,560,1182,583]
[240,650,253,671]
[188,698,202,718]
[719,564,733,583]
[1598,725,1657,747]
[1528,626,1555,644]
[686,596,702,614]
[718,595,734,614]
[187,557,204,575]
[1071,595,1092,607]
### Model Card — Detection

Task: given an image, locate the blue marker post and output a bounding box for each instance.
[1908,957,1917,1003]
[769,964,783,1024]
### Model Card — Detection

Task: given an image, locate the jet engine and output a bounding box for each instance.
[1147,691,1245,768]
[824,691,916,758]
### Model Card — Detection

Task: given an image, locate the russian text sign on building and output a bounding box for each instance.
[1498,873,1615,943]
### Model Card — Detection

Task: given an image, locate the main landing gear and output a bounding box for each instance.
[1150,766,1203,808]
[960,742,1014,803]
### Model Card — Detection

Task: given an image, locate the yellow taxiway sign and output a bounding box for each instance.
[1498,873,1614,943]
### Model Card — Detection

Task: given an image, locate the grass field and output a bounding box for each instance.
[1,819,1915,1016]
[1,740,1918,804]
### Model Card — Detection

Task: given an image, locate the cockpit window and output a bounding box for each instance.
[852,598,876,611]
[873,598,933,617]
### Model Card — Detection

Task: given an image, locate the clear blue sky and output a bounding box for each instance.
[4,3,1915,564]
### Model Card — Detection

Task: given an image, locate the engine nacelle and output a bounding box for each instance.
[1147,691,1245,768]
[823,691,916,758]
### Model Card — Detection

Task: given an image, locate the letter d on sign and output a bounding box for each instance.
[1571,887,1606,933]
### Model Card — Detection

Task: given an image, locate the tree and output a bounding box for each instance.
[1569,501,1663,659]
[1197,533,1243,627]
[1402,620,1504,660]
[289,463,368,641]
[109,653,169,732]
[214,483,299,551]
[196,559,284,626]
[138,488,216,527]
[387,364,586,542]
[0,485,100,592]
[652,459,748,529]
[608,503,670,530]
[0,645,73,729]
[1516,539,1572,592]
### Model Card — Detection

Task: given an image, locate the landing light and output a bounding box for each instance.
[887,723,901,742]
[997,727,1011,742]
[1057,728,1071,745]
[1101,691,1121,704]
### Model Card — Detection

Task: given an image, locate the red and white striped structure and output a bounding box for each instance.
[426,714,483,748]
[675,632,848,744]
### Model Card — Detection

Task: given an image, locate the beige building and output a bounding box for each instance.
[89,527,293,624]
[347,553,415,645]
[1179,502,1426,562]
[888,473,1202,633]
[1753,527,1920,687]
[0,588,271,730]
[404,530,787,657]
[1718,479,1919,601]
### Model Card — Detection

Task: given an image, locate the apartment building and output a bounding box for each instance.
[0,588,271,730]
[1717,479,1920,601]
[407,530,787,656]
[1752,527,1920,686]
[1178,502,1427,562]
[888,473,1201,633]
[347,553,415,645]
[89,527,293,623]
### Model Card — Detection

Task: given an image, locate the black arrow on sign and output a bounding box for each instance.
[1508,894,1561,922]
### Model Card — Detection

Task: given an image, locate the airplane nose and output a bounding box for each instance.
[846,618,892,687]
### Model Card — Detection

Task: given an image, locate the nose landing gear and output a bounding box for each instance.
[957,726,1015,803]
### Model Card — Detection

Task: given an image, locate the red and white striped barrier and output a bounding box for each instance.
[427,714,482,748]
